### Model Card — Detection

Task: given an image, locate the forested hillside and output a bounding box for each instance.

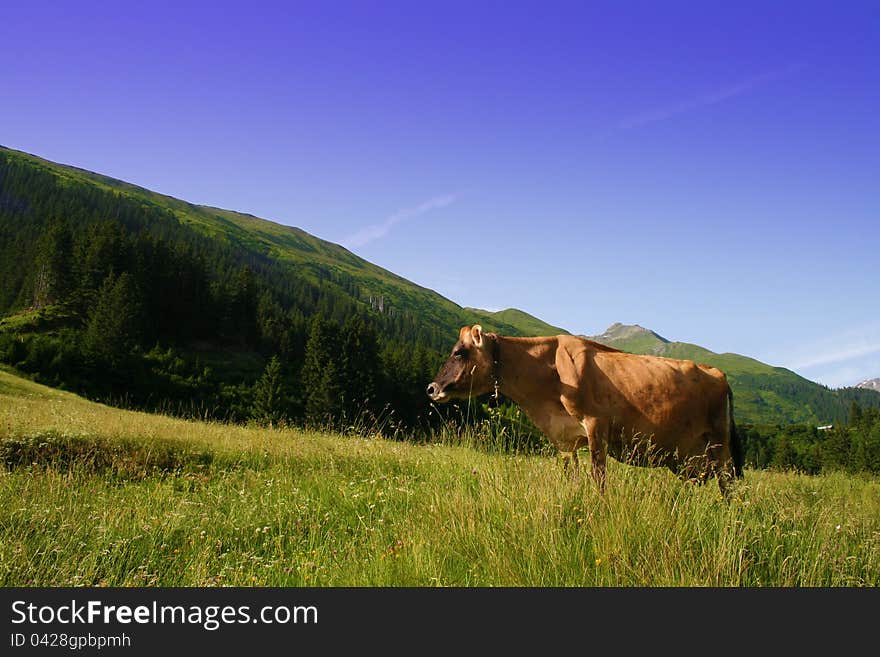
[0,145,499,429]
[2,144,878,448]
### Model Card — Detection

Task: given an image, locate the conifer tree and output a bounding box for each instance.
[301,314,343,425]
[340,315,379,415]
[772,432,798,471]
[252,355,287,427]
[32,218,72,308]
[82,272,141,368]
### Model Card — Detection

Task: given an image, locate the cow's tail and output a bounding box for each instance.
[727,384,744,478]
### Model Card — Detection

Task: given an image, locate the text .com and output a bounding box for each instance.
[11,600,317,631]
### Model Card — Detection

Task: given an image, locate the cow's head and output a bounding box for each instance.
[427,325,496,402]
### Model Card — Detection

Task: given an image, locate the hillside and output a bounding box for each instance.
[2,143,877,429]
[0,145,544,345]
[587,323,880,425]
[465,307,569,336]
[0,144,574,426]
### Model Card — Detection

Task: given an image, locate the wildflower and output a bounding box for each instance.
[595,558,602,566]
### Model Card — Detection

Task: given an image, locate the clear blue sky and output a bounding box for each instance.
[2,1,878,387]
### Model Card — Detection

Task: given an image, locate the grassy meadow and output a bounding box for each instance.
[1,368,878,587]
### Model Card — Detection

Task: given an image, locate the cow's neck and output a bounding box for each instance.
[493,335,558,413]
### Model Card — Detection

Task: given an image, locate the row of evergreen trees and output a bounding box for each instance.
[739,402,880,475]
[251,313,439,431]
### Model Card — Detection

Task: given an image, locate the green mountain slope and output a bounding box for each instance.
[465,307,569,336]
[587,323,880,425]
[3,144,876,428]
[0,145,547,345]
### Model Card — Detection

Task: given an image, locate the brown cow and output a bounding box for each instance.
[426,325,743,495]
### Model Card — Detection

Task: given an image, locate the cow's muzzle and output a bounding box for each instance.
[426,382,448,402]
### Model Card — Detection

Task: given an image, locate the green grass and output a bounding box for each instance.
[1,369,878,586]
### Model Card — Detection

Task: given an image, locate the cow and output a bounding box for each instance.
[426,325,744,496]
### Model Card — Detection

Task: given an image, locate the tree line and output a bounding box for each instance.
[739,401,880,475]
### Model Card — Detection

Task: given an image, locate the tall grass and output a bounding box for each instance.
[1,369,878,586]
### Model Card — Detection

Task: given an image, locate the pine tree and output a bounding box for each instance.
[32,218,72,308]
[340,316,379,415]
[82,272,142,368]
[821,426,852,472]
[301,315,343,425]
[252,355,287,427]
[772,432,799,471]
[849,401,863,426]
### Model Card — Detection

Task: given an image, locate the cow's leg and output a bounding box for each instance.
[559,451,579,481]
[589,440,607,492]
[705,396,737,499]
[716,455,736,499]
[549,417,586,483]
[581,419,607,491]
[706,438,735,499]
[585,430,607,492]
[559,451,573,474]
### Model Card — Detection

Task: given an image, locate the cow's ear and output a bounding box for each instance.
[471,324,484,348]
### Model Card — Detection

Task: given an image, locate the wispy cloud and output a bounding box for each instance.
[772,322,880,384]
[810,364,872,390]
[342,194,458,249]
[789,341,880,370]
[618,65,801,130]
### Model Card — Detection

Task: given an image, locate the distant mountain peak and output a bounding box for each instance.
[857,378,880,393]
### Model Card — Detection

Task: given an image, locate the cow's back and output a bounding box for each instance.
[557,335,728,440]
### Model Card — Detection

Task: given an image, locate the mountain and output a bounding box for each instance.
[465,307,569,336]
[0,144,576,427]
[857,378,880,393]
[590,322,668,353]
[0,145,551,346]
[2,144,877,428]
[586,323,880,426]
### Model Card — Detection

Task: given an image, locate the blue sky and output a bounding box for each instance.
[2,1,878,387]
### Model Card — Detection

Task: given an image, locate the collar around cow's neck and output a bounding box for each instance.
[489,333,502,402]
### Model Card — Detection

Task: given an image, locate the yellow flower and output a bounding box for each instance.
[595,558,602,566]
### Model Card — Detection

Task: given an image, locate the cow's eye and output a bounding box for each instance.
[454,348,468,360]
